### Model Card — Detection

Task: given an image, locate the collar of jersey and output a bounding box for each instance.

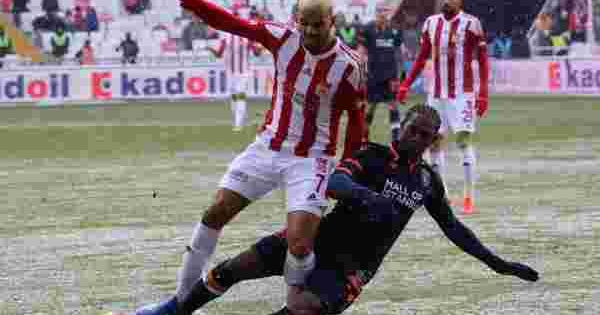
[303,37,339,60]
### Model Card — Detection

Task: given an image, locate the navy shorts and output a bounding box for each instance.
[253,229,364,314]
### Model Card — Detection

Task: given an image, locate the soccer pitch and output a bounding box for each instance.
[0,96,599,315]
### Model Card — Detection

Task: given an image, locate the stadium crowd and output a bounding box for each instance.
[0,0,599,68]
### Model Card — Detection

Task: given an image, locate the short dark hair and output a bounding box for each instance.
[401,103,441,133]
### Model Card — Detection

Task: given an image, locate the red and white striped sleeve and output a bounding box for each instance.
[467,17,489,98]
[181,0,290,54]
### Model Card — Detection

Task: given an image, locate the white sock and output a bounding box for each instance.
[461,145,476,200]
[229,99,236,127]
[430,149,449,197]
[176,222,221,301]
[283,250,315,286]
[235,100,247,128]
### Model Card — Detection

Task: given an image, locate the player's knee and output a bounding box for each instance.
[285,228,316,258]
[287,238,313,258]
[202,189,249,229]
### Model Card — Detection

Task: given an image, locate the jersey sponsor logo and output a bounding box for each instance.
[375,38,395,48]
[381,179,424,210]
[307,192,318,201]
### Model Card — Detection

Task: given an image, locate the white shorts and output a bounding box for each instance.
[229,74,249,95]
[218,141,336,217]
[427,93,477,135]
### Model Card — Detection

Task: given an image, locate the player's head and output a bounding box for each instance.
[297,0,335,52]
[393,104,441,161]
[441,0,462,16]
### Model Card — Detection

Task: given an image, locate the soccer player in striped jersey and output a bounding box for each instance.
[206,9,264,132]
[397,0,490,214]
[135,0,367,314]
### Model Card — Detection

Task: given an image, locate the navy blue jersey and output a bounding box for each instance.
[314,142,447,282]
[362,22,403,82]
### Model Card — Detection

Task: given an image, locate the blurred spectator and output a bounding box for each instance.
[530,13,554,56]
[182,20,207,50]
[1,0,10,13]
[51,25,70,61]
[570,0,588,42]
[124,0,150,14]
[33,11,66,32]
[335,13,358,49]
[490,30,512,59]
[11,0,30,29]
[73,6,86,31]
[42,0,59,14]
[0,26,14,68]
[550,0,571,36]
[116,32,139,64]
[12,0,28,12]
[64,9,75,31]
[86,6,99,32]
[75,39,95,64]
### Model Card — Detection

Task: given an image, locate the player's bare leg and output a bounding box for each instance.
[284,211,321,314]
[177,188,251,299]
[456,131,476,213]
[135,188,251,315]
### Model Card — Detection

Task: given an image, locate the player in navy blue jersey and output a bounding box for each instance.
[361,4,404,142]
[146,104,539,315]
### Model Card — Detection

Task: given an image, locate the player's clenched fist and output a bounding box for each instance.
[396,82,409,104]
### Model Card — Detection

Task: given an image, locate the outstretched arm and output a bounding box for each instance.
[181,0,286,53]
[424,170,538,282]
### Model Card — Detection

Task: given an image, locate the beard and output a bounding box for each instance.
[441,3,457,16]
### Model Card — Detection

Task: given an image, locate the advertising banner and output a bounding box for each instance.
[1,59,598,105]
[422,59,600,96]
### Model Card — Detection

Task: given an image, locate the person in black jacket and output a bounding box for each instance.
[138,104,539,315]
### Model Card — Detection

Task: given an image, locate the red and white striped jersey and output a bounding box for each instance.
[255,23,366,159]
[421,12,486,99]
[182,0,366,159]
